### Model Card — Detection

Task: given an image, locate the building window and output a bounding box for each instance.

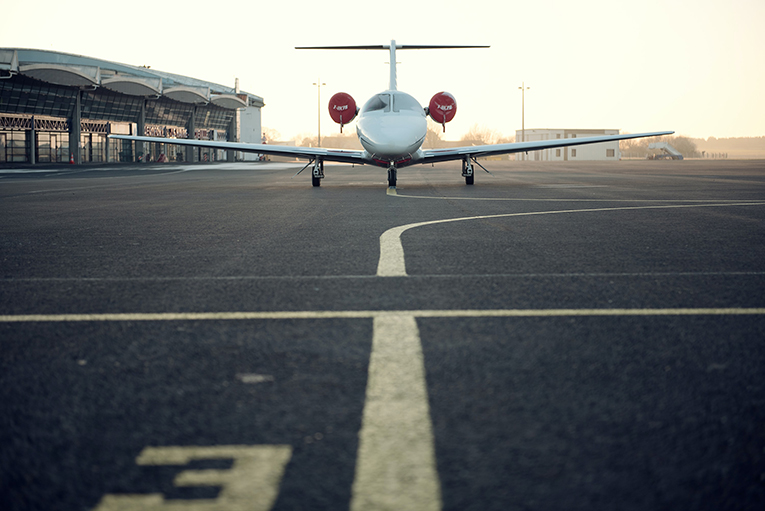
[571,149,577,157]
[556,149,561,157]
[2,131,29,163]
[607,149,615,157]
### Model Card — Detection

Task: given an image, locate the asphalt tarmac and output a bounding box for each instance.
[1,159,764,510]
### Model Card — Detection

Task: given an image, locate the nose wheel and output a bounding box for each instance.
[387,166,397,188]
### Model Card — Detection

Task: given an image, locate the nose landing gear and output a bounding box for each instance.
[387,165,397,188]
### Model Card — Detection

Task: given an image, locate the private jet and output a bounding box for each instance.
[110,41,673,188]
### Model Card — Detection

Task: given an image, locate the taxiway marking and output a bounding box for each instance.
[94,445,292,511]
[6,307,764,511]
[376,202,765,277]
[3,270,765,284]
[9,168,198,196]
[351,314,441,510]
[2,308,765,323]
[391,192,760,202]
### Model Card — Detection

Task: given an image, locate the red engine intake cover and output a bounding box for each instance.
[328,92,358,127]
[428,91,457,124]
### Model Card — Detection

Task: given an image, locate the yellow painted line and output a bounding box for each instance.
[2,308,764,323]
[378,225,409,277]
[376,202,765,277]
[413,308,765,317]
[0,311,372,322]
[391,193,763,203]
[351,314,441,511]
[387,186,398,196]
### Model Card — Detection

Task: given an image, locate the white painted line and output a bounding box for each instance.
[15,168,198,196]
[376,202,765,277]
[351,313,441,511]
[2,308,764,323]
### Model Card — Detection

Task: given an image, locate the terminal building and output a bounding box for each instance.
[0,48,263,165]
[516,129,621,161]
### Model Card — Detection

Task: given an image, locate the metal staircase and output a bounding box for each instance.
[648,142,684,160]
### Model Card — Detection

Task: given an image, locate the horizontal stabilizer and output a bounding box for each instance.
[295,45,489,50]
[296,40,489,91]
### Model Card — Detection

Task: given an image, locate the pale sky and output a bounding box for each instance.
[3,0,764,141]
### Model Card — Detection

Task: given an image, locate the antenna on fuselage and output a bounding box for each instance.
[295,41,490,91]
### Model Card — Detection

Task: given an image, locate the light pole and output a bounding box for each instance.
[313,78,326,147]
[518,82,530,161]
[518,81,530,143]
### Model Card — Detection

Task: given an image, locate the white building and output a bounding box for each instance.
[238,106,264,161]
[515,129,621,161]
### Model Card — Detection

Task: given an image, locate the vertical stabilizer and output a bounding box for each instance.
[388,40,397,91]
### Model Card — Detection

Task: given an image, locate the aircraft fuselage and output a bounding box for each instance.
[356,90,427,166]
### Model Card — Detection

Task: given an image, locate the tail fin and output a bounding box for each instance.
[296,41,489,91]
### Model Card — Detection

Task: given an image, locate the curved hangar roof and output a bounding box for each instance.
[0,48,262,109]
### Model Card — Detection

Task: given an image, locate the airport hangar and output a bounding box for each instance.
[0,48,264,165]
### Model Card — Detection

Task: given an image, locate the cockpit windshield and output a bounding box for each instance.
[392,93,422,112]
[361,92,423,114]
[362,94,391,113]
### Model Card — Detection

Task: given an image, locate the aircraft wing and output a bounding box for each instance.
[108,135,366,165]
[420,131,674,164]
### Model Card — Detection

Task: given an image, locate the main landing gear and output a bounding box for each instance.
[292,158,325,187]
[462,156,494,185]
[387,166,397,188]
[462,158,474,185]
[312,159,324,187]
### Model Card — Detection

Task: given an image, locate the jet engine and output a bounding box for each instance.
[328,92,359,132]
[427,91,457,132]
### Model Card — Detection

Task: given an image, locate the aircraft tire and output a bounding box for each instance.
[388,168,397,188]
[465,175,474,185]
[312,176,321,187]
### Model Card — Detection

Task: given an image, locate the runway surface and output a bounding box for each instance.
[1,159,764,510]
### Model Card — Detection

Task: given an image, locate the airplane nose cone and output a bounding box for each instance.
[358,115,426,160]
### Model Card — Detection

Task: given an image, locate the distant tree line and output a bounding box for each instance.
[692,136,765,159]
[423,121,514,150]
